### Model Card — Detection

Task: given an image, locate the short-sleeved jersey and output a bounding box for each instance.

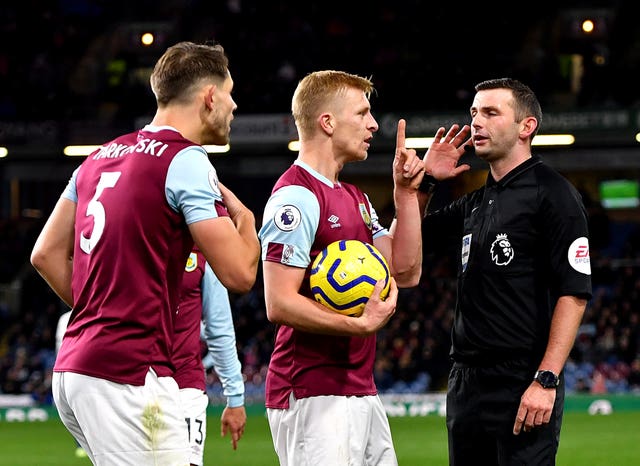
[55,310,72,353]
[423,156,592,364]
[259,160,389,408]
[54,126,229,386]
[174,248,208,391]
[174,247,244,407]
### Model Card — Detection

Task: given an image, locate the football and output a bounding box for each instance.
[309,239,391,317]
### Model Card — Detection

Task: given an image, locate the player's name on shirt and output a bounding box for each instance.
[92,138,170,160]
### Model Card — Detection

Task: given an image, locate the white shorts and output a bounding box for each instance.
[267,394,398,466]
[179,387,209,466]
[52,369,190,466]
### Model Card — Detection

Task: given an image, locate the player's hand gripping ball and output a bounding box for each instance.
[310,239,391,317]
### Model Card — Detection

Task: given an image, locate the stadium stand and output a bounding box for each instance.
[1,1,640,403]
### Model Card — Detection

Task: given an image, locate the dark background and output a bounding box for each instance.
[1,1,639,401]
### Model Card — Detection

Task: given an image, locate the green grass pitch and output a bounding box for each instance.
[0,411,638,465]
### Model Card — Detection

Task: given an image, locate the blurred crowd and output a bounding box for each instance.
[3,1,640,127]
[1,207,639,406]
[2,0,640,405]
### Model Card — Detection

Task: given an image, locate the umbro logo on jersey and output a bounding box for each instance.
[328,215,341,228]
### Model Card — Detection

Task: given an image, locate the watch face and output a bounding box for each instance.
[537,370,559,388]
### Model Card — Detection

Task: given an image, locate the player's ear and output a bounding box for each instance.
[203,84,217,111]
[318,112,335,135]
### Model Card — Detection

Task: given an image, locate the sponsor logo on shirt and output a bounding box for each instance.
[490,233,514,266]
[185,252,197,272]
[568,236,591,275]
[274,205,301,232]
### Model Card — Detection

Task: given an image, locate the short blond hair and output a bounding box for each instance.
[291,70,374,139]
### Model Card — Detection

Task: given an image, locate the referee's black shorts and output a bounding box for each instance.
[446,359,564,466]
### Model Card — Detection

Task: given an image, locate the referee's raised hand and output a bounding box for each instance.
[423,124,472,181]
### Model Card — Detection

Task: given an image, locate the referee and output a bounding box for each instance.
[418,78,592,465]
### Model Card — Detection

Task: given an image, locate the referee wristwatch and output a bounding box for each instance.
[534,370,559,389]
[417,174,438,194]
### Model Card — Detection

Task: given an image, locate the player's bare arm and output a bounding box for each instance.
[30,197,76,307]
[383,119,424,287]
[393,118,424,190]
[218,182,253,225]
[190,216,259,294]
[263,261,396,336]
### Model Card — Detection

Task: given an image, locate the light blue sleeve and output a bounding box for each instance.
[201,351,215,371]
[258,185,320,268]
[61,167,80,203]
[201,262,244,408]
[165,147,225,225]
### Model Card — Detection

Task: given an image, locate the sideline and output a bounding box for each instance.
[2,393,639,422]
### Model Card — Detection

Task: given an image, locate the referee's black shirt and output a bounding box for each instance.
[423,156,593,365]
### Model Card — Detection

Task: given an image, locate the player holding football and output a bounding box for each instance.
[175,246,246,465]
[258,70,459,465]
[309,239,391,317]
[30,42,259,465]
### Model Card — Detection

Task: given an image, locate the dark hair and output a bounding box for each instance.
[150,41,229,106]
[475,78,542,137]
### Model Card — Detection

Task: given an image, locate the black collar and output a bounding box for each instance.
[486,155,542,187]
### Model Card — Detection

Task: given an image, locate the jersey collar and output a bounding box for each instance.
[488,155,543,188]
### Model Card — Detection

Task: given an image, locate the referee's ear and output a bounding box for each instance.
[520,116,538,142]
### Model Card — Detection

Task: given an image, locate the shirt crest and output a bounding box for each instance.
[490,233,514,266]
[359,203,372,230]
[185,252,198,272]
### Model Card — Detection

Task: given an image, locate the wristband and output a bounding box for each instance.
[418,174,438,194]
